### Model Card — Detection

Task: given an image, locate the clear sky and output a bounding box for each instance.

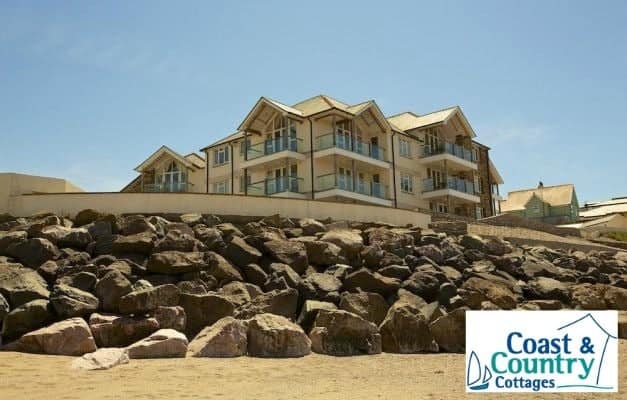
[1,1,625,203]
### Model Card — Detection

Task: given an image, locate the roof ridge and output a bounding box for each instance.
[385,111,420,119]
[508,184,573,193]
[417,105,459,117]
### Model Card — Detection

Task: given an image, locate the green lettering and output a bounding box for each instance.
[491,352,508,374]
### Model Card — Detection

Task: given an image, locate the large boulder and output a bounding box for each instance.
[50,284,99,318]
[570,283,627,310]
[320,230,364,262]
[154,230,199,252]
[430,307,467,353]
[247,313,311,358]
[6,238,59,268]
[299,218,326,236]
[459,234,486,252]
[526,277,571,303]
[262,240,308,274]
[1,299,53,340]
[71,348,130,371]
[0,263,50,308]
[342,268,400,296]
[205,252,243,283]
[309,309,381,356]
[379,301,439,353]
[300,240,346,266]
[39,225,92,249]
[519,260,561,280]
[299,272,342,303]
[218,281,262,307]
[188,317,248,357]
[5,317,96,356]
[0,231,27,255]
[460,277,518,309]
[74,209,103,227]
[223,236,262,267]
[89,313,160,347]
[153,306,186,331]
[401,270,442,302]
[339,291,389,326]
[179,293,235,338]
[146,251,206,275]
[126,329,188,359]
[111,232,156,255]
[296,300,337,333]
[94,270,133,312]
[235,288,299,320]
[118,284,180,315]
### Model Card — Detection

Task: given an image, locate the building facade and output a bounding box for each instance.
[125,95,504,219]
[500,183,579,224]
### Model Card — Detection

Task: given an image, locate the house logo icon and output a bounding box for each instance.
[465,311,618,393]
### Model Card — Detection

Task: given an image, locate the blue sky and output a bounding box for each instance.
[0,0,625,203]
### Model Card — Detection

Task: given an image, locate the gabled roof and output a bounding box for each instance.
[184,153,205,168]
[291,94,351,116]
[386,106,476,137]
[200,131,244,151]
[489,160,504,184]
[501,184,576,212]
[237,97,304,131]
[134,145,201,172]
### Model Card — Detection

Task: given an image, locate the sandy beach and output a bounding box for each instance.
[0,340,624,400]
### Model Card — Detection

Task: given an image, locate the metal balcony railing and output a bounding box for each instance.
[143,182,192,193]
[247,176,304,196]
[421,141,476,163]
[315,133,386,161]
[317,173,387,199]
[423,176,476,195]
[246,137,302,161]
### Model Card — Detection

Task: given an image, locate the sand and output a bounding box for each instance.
[0,340,624,400]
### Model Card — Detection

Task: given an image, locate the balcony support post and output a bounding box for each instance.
[332,116,336,146]
[244,168,248,196]
[333,155,337,187]
[351,159,356,193]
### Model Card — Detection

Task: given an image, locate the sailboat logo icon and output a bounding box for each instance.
[467,351,493,391]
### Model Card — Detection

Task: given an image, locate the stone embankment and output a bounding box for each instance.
[0,210,625,367]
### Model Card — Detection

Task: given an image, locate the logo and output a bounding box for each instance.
[466,310,618,393]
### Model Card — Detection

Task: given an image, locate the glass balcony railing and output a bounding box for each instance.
[423,176,476,195]
[247,176,304,196]
[421,141,476,163]
[315,133,386,161]
[246,137,302,161]
[316,173,387,199]
[143,183,192,193]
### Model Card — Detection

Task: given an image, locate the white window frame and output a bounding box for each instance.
[399,138,411,158]
[212,180,227,194]
[400,173,413,193]
[213,146,230,166]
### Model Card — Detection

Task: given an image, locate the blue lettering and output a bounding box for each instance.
[507,332,523,354]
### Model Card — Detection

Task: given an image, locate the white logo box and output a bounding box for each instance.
[465,310,618,393]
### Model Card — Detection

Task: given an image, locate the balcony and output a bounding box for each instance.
[315,173,392,207]
[420,141,478,171]
[143,183,192,193]
[247,176,306,199]
[242,137,306,169]
[314,133,389,169]
[422,176,480,203]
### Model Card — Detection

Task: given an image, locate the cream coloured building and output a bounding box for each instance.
[125,95,503,219]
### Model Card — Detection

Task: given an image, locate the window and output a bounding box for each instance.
[213,146,230,165]
[472,148,479,162]
[399,138,411,158]
[476,206,484,219]
[239,175,251,192]
[400,173,413,193]
[212,181,227,194]
[239,139,250,156]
